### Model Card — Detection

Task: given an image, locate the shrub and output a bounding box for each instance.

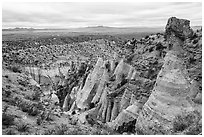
[27,105,39,116]
[16,123,30,132]
[43,124,69,135]
[2,113,15,126]
[2,88,12,97]
[27,88,42,101]
[9,65,22,73]
[17,98,42,116]
[190,33,198,40]
[9,96,20,106]
[17,78,29,87]
[135,126,145,135]
[4,129,16,135]
[18,101,30,112]
[44,129,55,135]
[36,116,42,125]
[192,39,198,44]
[145,35,149,39]
[2,106,15,127]
[185,122,202,135]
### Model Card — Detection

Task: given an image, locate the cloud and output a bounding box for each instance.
[2,2,202,28]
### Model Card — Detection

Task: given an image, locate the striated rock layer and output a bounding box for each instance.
[135,17,196,134]
[135,51,194,134]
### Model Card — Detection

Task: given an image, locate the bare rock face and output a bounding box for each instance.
[91,62,110,104]
[135,17,196,135]
[76,58,104,109]
[63,86,78,112]
[113,59,131,84]
[90,58,142,126]
[165,17,193,41]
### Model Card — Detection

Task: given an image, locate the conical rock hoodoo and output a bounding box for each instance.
[76,58,104,110]
[135,17,197,135]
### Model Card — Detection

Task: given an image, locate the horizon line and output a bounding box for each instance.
[2,25,202,30]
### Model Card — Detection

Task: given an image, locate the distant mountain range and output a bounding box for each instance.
[3,25,201,35]
[3,26,164,34]
[3,27,35,31]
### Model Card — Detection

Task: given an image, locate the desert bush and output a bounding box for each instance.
[43,129,55,135]
[27,105,39,116]
[96,125,119,135]
[2,88,12,97]
[17,78,29,87]
[145,35,149,39]
[36,116,42,125]
[43,124,69,135]
[173,110,202,135]
[9,65,22,73]
[8,96,20,106]
[16,123,30,132]
[2,106,15,127]
[135,126,145,135]
[18,101,30,112]
[184,122,202,135]
[26,88,42,101]
[190,33,198,40]
[54,124,69,135]
[36,106,54,125]
[135,122,168,135]
[192,39,198,44]
[43,124,93,135]
[4,129,17,135]
[16,98,42,116]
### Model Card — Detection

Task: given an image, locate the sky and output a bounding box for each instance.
[2,2,202,29]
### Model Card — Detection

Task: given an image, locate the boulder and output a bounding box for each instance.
[194,92,202,104]
[165,17,193,40]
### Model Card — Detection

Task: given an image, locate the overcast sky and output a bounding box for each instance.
[2,2,202,29]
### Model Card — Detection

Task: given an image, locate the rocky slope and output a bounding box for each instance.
[2,17,202,135]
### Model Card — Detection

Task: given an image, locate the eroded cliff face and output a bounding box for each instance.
[59,17,201,135]
[61,52,157,133]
